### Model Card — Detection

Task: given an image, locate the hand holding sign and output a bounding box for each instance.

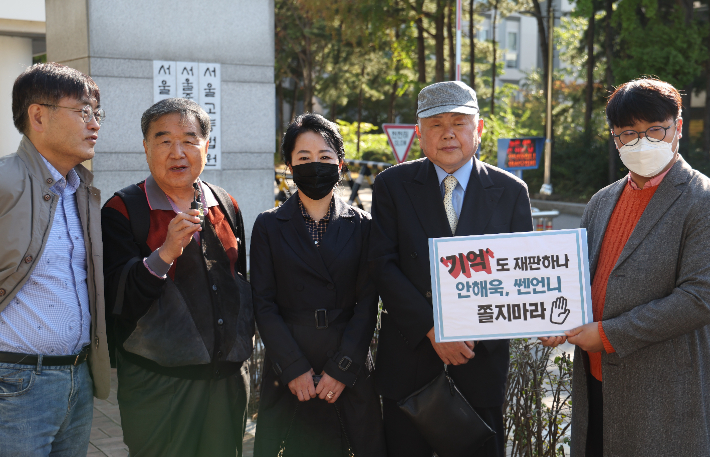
[550,297,570,325]
[566,322,604,352]
[426,328,475,365]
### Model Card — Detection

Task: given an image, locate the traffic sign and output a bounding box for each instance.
[382,123,417,164]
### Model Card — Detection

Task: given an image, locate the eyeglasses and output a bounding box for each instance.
[40,104,106,126]
[611,121,676,146]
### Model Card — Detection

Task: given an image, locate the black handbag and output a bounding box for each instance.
[278,402,355,457]
[397,366,495,457]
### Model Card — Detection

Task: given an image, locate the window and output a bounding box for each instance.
[477,18,491,42]
[506,31,518,68]
[508,32,518,51]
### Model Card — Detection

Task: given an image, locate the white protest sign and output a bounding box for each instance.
[382,124,416,163]
[428,229,593,342]
[153,61,176,101]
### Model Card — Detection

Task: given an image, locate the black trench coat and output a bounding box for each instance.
[251,193,386,457]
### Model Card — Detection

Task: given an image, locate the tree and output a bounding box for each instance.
[481,0,529,115]
[705,5,710,155]
[447,0,456,80]
[612,0,707,152]
[583,3,596,133]
[604,0,616,183]
[405,0,448,81]
[526,0,552,102]
[415,0,428,82]
[275,0,332,116]
[469,0,477,89]
[490,0,500,114]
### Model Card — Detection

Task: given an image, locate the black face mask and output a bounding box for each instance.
[291,162,340,200]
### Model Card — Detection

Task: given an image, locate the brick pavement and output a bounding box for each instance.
[88,368,255,457]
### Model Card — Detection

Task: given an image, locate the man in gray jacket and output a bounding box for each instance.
[0,63,110,456]
[560,78,710,456]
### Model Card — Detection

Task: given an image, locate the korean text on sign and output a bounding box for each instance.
[428,229,593,342]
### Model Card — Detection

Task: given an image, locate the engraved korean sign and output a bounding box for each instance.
[153,61,222,170]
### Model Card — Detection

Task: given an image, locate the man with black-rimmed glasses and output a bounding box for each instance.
[543,78,710,456]
[0,62,110,457]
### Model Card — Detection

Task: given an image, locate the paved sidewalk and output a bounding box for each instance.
[88,369,255,457]
[87,370,127,457]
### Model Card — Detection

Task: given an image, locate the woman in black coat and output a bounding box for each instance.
[251,114,386,457]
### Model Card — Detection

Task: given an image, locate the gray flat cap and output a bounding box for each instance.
[417,81,479,118]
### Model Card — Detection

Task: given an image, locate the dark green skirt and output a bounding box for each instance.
[116,351,249,457]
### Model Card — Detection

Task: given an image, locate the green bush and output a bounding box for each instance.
[337,120,390,161]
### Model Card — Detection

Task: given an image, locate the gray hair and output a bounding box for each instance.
[141,98,211,140]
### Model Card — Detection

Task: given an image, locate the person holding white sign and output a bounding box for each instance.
[559,79,710,456]
[369,81,533,457]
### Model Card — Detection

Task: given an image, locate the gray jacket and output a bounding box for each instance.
[0,136,110,399]
[570,156,710,456]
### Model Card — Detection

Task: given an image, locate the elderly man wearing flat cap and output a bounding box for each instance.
[369,81,533,457]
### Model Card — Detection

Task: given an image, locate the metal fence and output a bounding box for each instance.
[247,330,265,417]
[532,208,560,231]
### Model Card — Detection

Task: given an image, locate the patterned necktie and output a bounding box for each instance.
[443,175,459,234]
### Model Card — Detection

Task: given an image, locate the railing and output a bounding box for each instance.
[274,159,392,208]
[277,164,560,232]
[531,208,560,231]
[247,330,265,417]
[342,159,391,207]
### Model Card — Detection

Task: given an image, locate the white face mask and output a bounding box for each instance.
[617,127,678,178]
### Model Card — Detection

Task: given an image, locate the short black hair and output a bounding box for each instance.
[281,113,345,166]
[12,62,100,135]
[606,78,682,129]
[141,98,211,140]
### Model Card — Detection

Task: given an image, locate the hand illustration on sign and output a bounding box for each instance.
[550,297,570,325]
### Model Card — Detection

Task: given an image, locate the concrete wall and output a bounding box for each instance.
[46,0,275,261]
[0,0,46,156]
[0,36,32,154]
[0,0,45,22]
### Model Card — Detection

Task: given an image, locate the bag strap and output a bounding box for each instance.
[278,404,299,457]
[113,257,141,316]
[204,182,238,237]
[111,184,152,314]
[334,403,355,457]
[113,183,151,255]
[203,182,246,277]
[103,183,151,368]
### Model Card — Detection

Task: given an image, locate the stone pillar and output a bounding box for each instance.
[46,0,275,259]
[0,36,32,156]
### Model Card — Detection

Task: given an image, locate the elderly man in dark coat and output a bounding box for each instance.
[369,81,533,457]
[559,78,710,456]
